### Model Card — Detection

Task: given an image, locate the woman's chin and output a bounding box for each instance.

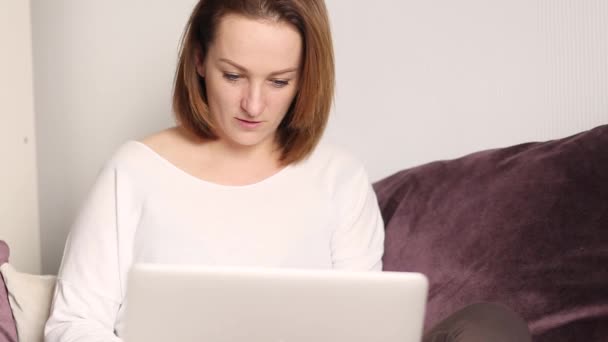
[222,133,274,151]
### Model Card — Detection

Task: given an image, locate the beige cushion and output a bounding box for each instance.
[0,263,56,342]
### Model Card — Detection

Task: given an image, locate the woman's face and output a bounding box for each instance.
[197,14,302,152]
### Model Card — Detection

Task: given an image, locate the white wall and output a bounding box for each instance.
[325,0,608,179]
[31,0,608,274]
[0,0,41,274]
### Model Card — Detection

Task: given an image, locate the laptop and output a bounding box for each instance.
[124,264,428,342]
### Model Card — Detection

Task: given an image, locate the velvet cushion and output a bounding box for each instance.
[374,125,608,342]
[0,241,18,342]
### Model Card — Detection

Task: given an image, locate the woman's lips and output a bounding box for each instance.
[235,117,262,129]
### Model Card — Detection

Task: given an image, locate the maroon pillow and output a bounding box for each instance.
[374,125,608,342]
[0,241,17,342]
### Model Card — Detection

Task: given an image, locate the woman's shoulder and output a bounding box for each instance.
[137,126,187,157]
[306,142,367,173]
[299,142,370,188]
[104,127,183,171]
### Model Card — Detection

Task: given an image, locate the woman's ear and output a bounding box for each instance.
[195,51,206,78]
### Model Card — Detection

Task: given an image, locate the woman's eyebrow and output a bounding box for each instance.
[218,58,298,76]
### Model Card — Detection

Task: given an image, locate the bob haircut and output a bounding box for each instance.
[173,0,335,165]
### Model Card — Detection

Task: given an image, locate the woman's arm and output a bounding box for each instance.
[45,157,139,342]
[330,162,385,271]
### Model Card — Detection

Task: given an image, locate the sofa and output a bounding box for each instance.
[1,124,607,341]
[374,124,608,341]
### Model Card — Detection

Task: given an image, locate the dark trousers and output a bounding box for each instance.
[423,303,532,342]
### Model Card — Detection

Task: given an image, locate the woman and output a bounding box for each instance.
[45,1,530,341]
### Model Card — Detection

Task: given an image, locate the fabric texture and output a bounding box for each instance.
[374,124,608,342]
[0,263,56,342]
[422,302,531,342]
[45,141,384,341]
[0,241,18,342]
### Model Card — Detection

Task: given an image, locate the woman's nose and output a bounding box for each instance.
[241,83,265,118]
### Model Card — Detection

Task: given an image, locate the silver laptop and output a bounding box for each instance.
[124,264,428,342]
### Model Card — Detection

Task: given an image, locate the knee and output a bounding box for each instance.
[455,302,531,342]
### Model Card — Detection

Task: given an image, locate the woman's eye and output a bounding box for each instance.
[223,73,240,82]
[271,79,290,88]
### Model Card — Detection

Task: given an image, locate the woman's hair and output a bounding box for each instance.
[173,0,335,165]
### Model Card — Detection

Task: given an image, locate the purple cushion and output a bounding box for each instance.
[374,125,608,342]
[0,241,17,342]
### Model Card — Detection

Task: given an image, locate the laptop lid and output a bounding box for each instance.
[124,264,428,342]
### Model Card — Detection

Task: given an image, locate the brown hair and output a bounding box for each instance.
[173,0,335,165]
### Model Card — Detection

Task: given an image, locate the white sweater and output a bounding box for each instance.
[44,141,385,341]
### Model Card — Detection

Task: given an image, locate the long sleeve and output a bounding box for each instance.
[330,161,385,271]
[45,159,140,342]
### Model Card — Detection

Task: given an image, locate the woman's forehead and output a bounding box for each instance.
[209,14,302,74]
